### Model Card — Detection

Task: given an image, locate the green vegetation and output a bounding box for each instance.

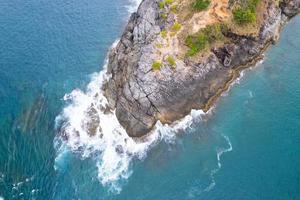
[170,5,178,13]
[233,0,260,25]
[166,56,176,66]
[164,0,174,4]
[171,22,182,32]
[159,0,176,21]
[152,60,162,70]
[192,0,210,11]
[185,24,225,56]
[246,0,260,11]
[156,43,163,48]
[159,0,174,9]
[186,34,207,56]
[161,30,168,38]
[233,9,256,24]
[161,13,168,19]
[159,1,165,9]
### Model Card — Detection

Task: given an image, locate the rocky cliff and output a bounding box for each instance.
[103,0,300,137]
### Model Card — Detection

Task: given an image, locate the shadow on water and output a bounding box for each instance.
[14,94,47,134]
[0,91,57,199]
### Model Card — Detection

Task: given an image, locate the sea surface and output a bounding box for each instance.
[0,0,299,199]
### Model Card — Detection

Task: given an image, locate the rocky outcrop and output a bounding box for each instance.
[104,0,300,137]
[281,0,300,17]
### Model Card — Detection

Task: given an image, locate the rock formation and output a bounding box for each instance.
[104,0,300,137]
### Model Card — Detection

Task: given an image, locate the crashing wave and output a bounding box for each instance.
[54,39,208,192]
[54,0,235,194]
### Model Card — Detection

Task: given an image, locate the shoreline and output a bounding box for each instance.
[202,43,270,113]
[202,17,290,113]
[133,51,266,142]
[134,25,284,141]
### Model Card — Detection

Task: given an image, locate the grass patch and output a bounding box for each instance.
[171,5,178,13]
[171,22,182,32]
[233,0,260,25]
[159,1,165,9]
[185,24,226,56]
[159,0,174,9]
[161,13,168,19]
[233,9,256,24]
[156,43,163,48]
[186,34,207,56]
[161,30,168,38]
[165,0,174,4]
[152,61,162,70]
[192,0,210,11]
[166,56,176,66]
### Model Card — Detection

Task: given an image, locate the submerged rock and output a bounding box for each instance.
[103,0,300,137]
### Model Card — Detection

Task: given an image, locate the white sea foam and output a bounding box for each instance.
[126,0,142,13]
[188,57,266,193]
[53,139,70,172]
[54,0,237,194]
[54,0,210,192]
[204,134,233,192]
[53,34,245,195]
[55,38,265,194]
[55,71,207,192]
[54,38,208,192]
[53,41,228,193]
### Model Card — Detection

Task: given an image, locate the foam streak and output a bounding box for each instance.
[204,134,233,192]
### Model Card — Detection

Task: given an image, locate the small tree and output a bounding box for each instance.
[233,0,260,25]
[233,8,256,24]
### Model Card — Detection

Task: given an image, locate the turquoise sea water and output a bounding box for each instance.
[0,0,299,199]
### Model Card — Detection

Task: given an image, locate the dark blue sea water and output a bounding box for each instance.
[0,0,299,199]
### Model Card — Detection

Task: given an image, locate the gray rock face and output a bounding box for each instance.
[104,0,300,137]
[281,0,300,17]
